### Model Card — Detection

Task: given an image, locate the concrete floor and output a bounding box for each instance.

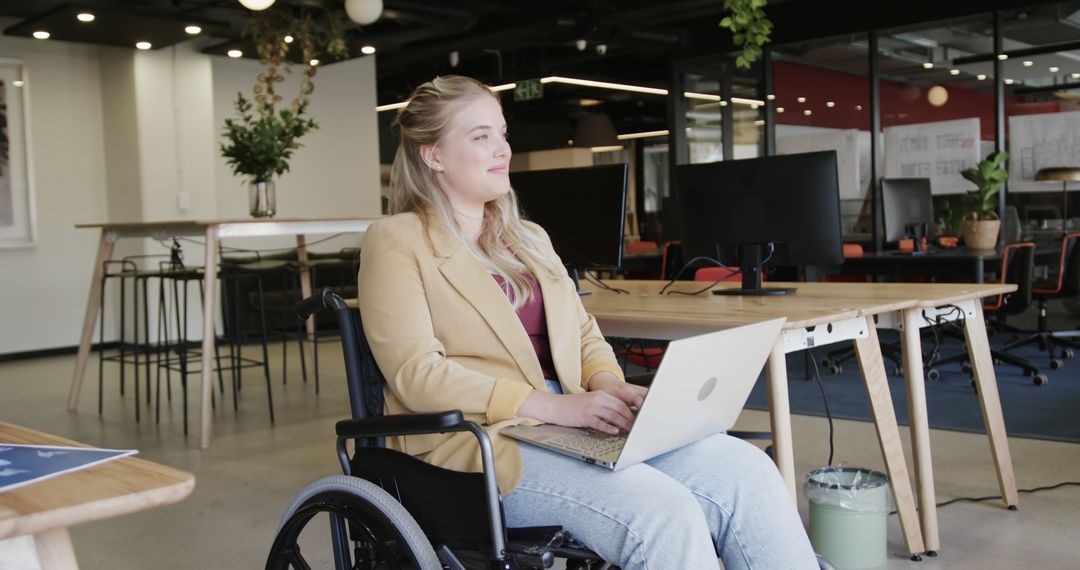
[2,340,1079,570]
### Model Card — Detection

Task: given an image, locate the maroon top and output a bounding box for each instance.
[493,274,557,380]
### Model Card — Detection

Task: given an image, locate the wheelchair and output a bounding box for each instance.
[266,288,609,569]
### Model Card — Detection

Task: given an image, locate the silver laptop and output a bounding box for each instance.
[501,317,785,470]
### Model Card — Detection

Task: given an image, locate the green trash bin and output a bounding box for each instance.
[805,467,890,570]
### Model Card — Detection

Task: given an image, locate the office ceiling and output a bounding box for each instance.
[0,1,1077,150]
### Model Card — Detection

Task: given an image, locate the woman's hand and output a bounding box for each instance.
[517,389,635,435]
[588,371,647,411]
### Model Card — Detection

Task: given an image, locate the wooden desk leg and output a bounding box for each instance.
[765,336,796,500]
[901,309,940,554]
[68,229,116,412]
[964,303,1019,507]
[854,318,926,557]
[296,236,316,367]
[34,528,78,569]
[199,227,219,449]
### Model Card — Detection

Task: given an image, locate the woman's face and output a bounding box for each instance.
[422,94,511,213]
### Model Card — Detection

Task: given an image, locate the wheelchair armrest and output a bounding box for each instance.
[335,410,464,439]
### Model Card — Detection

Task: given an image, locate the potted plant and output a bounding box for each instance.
[959,150,1008,250]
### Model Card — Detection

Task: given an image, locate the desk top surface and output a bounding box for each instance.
[582,281,1015,329]
[76,216,380,230]
[0,422,195,540]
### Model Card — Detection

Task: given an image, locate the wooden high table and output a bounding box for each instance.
[68,217,378,449]
[583,280,1020,558]
[0,421,194,569]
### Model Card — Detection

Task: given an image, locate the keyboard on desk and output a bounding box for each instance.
[545,430,627,457]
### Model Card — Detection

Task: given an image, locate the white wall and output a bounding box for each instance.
[0,36,381,354]
[0,35,109,354]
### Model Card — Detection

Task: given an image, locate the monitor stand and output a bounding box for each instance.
[568,267,593,296]
[712,243,796,296]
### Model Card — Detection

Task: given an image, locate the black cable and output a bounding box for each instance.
[666,269,742,295]
[806,348,835,466]
[658,256,737,295]
[584,270,629,294]
[888,481,1080,516]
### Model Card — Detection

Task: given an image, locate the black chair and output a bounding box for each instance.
[267,288,608,569]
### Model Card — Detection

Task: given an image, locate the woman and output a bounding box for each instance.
[357,75,818,569]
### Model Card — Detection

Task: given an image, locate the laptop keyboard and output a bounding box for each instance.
[547,430,626,457]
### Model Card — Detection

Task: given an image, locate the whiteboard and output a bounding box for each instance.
[884,118,981,195]
[1007,110,1080,193]
[776,126,863,200]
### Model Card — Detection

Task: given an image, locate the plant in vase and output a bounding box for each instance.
[219,3,346,217]
[959,150,1009,250]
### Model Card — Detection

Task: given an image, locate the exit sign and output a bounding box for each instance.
[514,79,543,101]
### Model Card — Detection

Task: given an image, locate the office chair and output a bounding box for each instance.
[995,233,1080,370]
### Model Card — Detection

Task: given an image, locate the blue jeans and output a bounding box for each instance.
[501,380,817,569]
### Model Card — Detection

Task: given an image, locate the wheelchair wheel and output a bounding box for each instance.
[266,475,441,570]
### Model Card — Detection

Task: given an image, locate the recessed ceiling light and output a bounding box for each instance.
[750,103,759,110]
[804,109,812,116]
[284,35,294,44]
[1073,72,1080,79]
[76,13,95,22]
[578,98,602,107]
[361,45,376,55]
[185,25,202,35]
[923,62,934,69]
[1022,60,1033,67]
[309,59,320,66]
[826,101,835,108]
[718,100,728,107]
[1004,78,1014,84]
[950,69,960,75]
[766,94,775,100]
[856,105,863,111]
[796,96,806,103]
[753,119,765,126]
[135,41,152,50]
[227,49,243,58]
[1049,66,1059,73]
[12,80,23,87]
[977,74,987,80]
[776,107,785,113]
[997,54,1008,60]
[32,31,49,40]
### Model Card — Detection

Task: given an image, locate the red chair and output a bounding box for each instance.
[625,240,659,253]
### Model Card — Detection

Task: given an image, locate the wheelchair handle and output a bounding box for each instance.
[295,287,348,320]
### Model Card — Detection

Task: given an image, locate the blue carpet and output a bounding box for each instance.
[743,330,1080,443]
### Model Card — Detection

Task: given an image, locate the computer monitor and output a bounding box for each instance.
[509,164,628,288]
[676,151,843,296]
[882,178,933,244]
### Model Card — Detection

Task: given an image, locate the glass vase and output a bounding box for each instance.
[249,179,276,218]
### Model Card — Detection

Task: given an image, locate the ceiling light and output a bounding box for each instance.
[804,110,812,116]
[977,74,987,80]
[76,13,95,22]
[448,50,458,66]
[826,101,835,108]
[750,103,759,110]
[718,100,728,107]
[1004,78,1014,84]
[617,129,669,140]
[345,0,384,25]
[923,62,934,69]
[796,96,806,103]
[32,31,49,40]
[950,69,960,75]
[227,49,243,58]
[590,145,624,153]
[376,101,407,112]
[575,39,587,51]
[753,119,765,126]
[185,25,202,35]
[135,41,152,50]
[12,80,23,87]
[489,83,516,92]
[856,105,863,111]
[776,107,784,113]
[579,98,602,107]
[997,54,1008,60]
[238,0,276,11]
[361,45,376,55]
[541,76,668,96]
[766,94,775,100]
[927,85,949,107]
[1049,66,1059,73]
[1022,60,1033,67]
[284,35,294,44]
[1073,73,1080,79]
[309,59,320,66]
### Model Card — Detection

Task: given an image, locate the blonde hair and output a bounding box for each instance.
[389,75,563,308]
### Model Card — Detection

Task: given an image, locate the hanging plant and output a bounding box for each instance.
[719,0,773,69]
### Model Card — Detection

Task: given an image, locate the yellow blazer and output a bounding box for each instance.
[356,211,625,494]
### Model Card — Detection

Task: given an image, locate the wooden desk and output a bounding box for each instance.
[581,280,928,556]
[778,281,1018,555]
[840,247,1057,283]
[0,421,194,569]
[70,217,378,449]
